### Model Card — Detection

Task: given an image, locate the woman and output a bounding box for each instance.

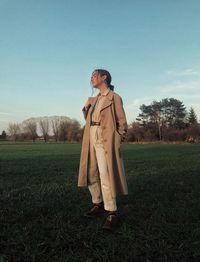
[77,69,128,232]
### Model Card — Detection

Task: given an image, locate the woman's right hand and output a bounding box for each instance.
[83,99,91,110]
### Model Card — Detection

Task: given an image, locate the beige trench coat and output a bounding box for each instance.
[77,89,128,198]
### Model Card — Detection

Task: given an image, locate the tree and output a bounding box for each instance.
[137,100,163,140]
[0,130,7,140]
[136,98,187,141]
[51,117,61,142]
[23,120,38,142]
[127,121,144,142]
[39,119,49,142]
[161,98,187,129]
[59,120,69,141]
[188,107,198,125]
[7,123,21,141]
[67,119,82,142]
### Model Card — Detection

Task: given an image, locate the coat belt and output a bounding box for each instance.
[90,121,101,126]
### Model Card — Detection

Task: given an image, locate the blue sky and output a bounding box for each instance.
[1,0,200,133]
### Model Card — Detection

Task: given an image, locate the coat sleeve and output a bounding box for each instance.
[82,106,87,120]
[82,106,90,120]
[113,94,128,137]
[82,99,92,120]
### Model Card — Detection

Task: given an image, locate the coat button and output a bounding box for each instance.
[105,150,107,154]
[102,126,106,129]
[104,139,107,142]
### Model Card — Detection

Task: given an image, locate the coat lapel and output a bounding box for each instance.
[88,89,114,121]
[100,89,114,112]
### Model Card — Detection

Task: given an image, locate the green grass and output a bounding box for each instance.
[0,142,200,261]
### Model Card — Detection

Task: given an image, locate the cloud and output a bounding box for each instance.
[159,80,200,93]
[125,96,157,109]
[160,65,200,102]
[125,95,164,123]
[165,68,199,77]
[125,65,200,123]
[0,112,13,115]
[158,67,200,120]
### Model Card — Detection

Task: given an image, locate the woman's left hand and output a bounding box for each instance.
[120,134,126,143]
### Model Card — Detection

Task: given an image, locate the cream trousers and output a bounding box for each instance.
[87,125,117,211]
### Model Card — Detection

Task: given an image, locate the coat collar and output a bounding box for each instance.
[90,88,114,105]
[88,89,114,117]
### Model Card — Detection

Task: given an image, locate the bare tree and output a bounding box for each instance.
[59,120,69,141]
[67,119,82,142]
[51,117,61,142]
[39,119,49,142]
[7,122,21,142]
[23,120,38,142]
[127,121,144,142]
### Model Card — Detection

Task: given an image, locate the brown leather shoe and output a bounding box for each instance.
[102,211,121,231]
[84,202,106,218]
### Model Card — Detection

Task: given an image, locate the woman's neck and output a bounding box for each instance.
[98,85,109,95]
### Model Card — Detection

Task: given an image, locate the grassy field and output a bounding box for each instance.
[0,142,200,262]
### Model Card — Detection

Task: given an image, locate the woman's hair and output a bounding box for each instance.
[91,69,114,96]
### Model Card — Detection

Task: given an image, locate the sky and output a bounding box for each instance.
[0,0,200,133]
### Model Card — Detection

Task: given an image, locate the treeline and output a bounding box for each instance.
[127,98,200,143]
[0,97,199,143]
[0,116,82,143]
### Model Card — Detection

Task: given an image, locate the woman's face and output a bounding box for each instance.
[90,71,105,88]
